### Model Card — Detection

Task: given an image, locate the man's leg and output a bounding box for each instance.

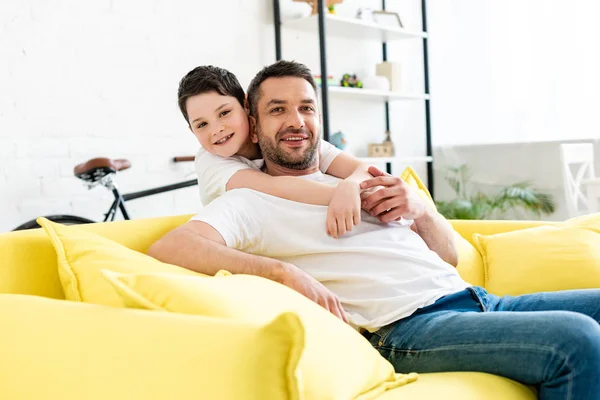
[478,287,600,322]
[370,289,600,400]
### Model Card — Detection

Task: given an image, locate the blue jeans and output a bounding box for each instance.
[364,287,600,400]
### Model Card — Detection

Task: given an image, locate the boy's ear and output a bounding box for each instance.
[249,116,259,143]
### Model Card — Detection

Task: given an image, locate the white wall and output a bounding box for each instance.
[428,0,600,146]
[0,0,274,232]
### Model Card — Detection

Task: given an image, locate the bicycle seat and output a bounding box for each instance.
[74,157,132,183]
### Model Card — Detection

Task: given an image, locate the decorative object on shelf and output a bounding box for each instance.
[313,75,337,87]
[340,73,363,88]
[435,164,556,220]
[368,130,395,157]
[361,75,390,91]
[355,8,375,21]
[330,131,347,150]
[376,61,403,92]
[293,0,343,16]
[372,10,404,28]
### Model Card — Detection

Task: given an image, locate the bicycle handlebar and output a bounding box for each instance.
[173,156,195,163]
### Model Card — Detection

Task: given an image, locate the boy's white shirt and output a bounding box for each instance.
[191,171,469,332]
[195,139,341,206]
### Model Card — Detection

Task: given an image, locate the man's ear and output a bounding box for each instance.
[249,116,259,143]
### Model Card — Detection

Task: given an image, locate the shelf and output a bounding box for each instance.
[326,86,430,102]
[283,14,427,42]
[358,156,433,164]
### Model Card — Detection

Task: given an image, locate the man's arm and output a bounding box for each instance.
[147,220,349,322]
[410,211,458,267]
[360,166,458,267]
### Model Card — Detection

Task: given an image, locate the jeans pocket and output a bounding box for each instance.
[372,322,397,347]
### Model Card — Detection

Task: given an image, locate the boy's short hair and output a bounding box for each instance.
[247,60,317,119]
[177,66,246,124]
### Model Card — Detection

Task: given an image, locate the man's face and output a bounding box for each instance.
[186,91,249,158]
[252,77,320,170]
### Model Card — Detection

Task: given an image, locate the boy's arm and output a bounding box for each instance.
[325,151,373,184]
[227,169,337,205]
[147,221,348,322]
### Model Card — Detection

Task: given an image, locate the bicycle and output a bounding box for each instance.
[13,155,197,231]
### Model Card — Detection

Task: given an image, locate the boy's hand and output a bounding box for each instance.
[327,180,361,238]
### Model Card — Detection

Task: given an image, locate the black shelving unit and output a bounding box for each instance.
[272,0,434,197]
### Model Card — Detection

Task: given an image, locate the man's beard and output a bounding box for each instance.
[256,125,319,170]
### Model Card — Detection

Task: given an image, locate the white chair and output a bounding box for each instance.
[560,142,598,217]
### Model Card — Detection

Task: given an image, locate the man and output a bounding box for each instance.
[150,60,600,399]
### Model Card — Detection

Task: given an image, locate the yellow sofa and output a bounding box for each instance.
[1,215,574,399]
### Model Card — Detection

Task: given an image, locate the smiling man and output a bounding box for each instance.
[246,73,321,172]
[150,60,600,399]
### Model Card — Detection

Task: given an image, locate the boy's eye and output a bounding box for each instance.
[197,122,207,129]
[219,110,231,117]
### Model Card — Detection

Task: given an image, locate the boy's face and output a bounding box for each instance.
[251,76,320,170]
[186,91,249,157]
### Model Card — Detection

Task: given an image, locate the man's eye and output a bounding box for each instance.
[301,106,314,112]
[270,107,283,113]
[219,110,230,117]
[197,122,207,129]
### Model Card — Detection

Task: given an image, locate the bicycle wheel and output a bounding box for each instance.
[12,215,96,231]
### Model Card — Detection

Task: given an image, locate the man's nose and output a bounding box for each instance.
[286,110,305,129]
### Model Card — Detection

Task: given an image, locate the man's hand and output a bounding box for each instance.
[327,180,361,238]
[360,166,428,223]
[280,263,349,323]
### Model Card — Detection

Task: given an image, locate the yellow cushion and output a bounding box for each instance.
[0,294,303,400]
[37,218,200,306]
[102,270,418,400]
[401,167,484,286]
[473,214,600,296]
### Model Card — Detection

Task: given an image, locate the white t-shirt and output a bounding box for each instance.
[195,139,341,206]
[191,171,470,332]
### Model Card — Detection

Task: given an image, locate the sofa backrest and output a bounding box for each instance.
[0,214,193,298]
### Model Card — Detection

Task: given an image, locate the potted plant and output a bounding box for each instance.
[435,165,556,220]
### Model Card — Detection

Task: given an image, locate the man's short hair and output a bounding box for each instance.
[177,66,246,124]
[247,60,317,119]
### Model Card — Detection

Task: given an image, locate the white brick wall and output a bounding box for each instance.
[0,0,273,232]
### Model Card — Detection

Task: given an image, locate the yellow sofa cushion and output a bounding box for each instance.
[377,372,536,400]
[37,218,200,306]
[401,167,484,286]
[0,294,303,400]
[102,270,418,400]
[473,214,600,296]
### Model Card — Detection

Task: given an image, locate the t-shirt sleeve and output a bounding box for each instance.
[318,139,342,173]
[190,190,260,250]
[195,147,254,206]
